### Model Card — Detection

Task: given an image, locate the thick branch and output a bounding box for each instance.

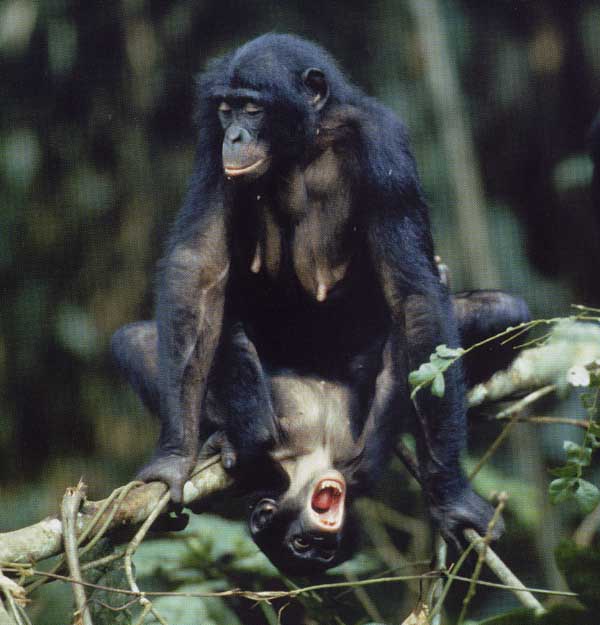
[0,458,231,565]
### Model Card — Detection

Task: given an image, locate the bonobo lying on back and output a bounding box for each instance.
[113,291,529,575]
[114,32,524,556]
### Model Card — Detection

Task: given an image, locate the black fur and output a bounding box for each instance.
[113,291,528,574]
[112,34,530,574]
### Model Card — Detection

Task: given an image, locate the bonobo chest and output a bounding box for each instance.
[244,148,358,303]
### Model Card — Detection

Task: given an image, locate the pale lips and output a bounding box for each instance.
[310,476,346,531]
[224,157,268,177]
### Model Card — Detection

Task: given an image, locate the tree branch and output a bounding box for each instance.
[0,457,231,566]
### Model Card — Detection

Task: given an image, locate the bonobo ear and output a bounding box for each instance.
[302,68,329,111]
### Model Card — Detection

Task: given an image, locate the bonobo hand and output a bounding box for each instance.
[430,487,504,549]
[136,451,196,504]
[198,430,238,470]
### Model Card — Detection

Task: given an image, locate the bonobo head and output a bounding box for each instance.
[196,34,355,182]
[245,373,364,576]
[249,465,359,576]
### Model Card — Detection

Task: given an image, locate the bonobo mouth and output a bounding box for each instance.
[223,157,270,178]
[309,472,346,532]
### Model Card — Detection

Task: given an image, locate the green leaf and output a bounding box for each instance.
[431,373,445,397]
[409,362,437,387]
[573,479,600,514]
[548,477,578,504]
[435,344,464,358]
[581,392,599,416]
[588,421,600,437]
[549,464,579,478]
[585,433,600,449]
[564,441,592,467]
[556,540,600,611]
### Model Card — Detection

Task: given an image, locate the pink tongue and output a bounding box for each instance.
[313,489,333,512]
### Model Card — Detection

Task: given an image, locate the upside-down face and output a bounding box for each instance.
[249,466,356,576]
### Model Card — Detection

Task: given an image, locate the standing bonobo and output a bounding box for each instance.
[123,34,501,545]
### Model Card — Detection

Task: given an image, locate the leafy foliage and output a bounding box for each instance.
[548,363,600,512]
[408,344,464,399]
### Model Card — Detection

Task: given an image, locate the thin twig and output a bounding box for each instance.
[429,540,477,620]
[469,385,556,480]
[0,599,16,625]
[124,491,171,625]
[124,491,170,594]
[457,495,508,624]
[468,417,518,481]
[463,527,544,614]
[495,385,556,419]
[497,415,590,429]
[396,440,422,482]
[343,568,383,624]
[448,573,577,597]
[0,571,27,625]
[428,535,446,625]
[61,480,93,625]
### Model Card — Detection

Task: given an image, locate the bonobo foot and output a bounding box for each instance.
[136,452,196,504]
[430,487,504,549]
[198,430,238,470]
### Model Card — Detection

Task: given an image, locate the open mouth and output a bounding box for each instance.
[224,157,269,177]
[310,475,346,531]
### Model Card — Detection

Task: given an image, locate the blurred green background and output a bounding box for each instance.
[1,0,600,622]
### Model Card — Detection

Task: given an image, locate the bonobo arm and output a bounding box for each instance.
[367,203,502,543]
[138,184,230,502]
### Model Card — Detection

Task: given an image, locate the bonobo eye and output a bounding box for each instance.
[244,102,263,116]
[250,498,277,533]
[218,101,232,114]
[291,535,311,553]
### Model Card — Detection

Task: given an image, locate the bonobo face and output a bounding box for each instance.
[218,98,271,181]
[249,469,353,576]
[217,67,329,182]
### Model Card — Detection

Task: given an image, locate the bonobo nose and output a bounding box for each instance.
[225,125,248,145]
[311,533,340,549]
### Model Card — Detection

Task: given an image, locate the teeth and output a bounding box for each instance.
[320,480,343,494]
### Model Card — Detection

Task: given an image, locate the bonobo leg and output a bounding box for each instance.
[111,322,160,415]
[452,290,531,386]
[111,321,277,476]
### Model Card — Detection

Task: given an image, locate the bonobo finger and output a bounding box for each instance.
[198,431,225,459]
[220,437,237,470]
[135,454,193,504]
[198,431,238,470]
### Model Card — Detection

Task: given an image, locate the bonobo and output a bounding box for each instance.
[113,291,529,575]
[117,33,518,550]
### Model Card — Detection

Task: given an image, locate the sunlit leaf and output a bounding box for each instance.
[573,479,600,514]
[548,477,578,504]
[564,441,591,467]
[431,372,445,397]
